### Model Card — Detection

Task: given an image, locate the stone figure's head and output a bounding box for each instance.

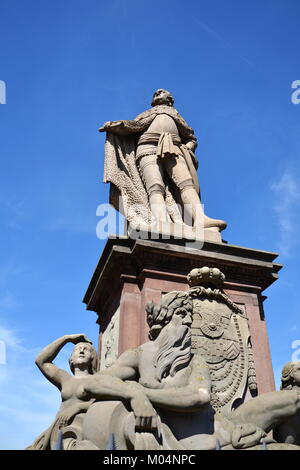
[146,291,192,341]
[146,291,192,381]
[280,361,300,390]
[151,89,174,107]
[69,342,98,375]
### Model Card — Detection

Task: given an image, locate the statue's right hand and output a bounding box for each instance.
[99,121,124,132]
[68,334,92,345]
[57,405,81,429]
[130,391,157,433]
[198,387,211,405]
[98,121,112,132]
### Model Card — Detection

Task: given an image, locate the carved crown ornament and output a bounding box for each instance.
[187,266,225,288]
[187,267,245,317]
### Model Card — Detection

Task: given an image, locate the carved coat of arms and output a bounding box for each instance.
[187,267,257,416]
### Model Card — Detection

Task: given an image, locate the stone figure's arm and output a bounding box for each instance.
[139,354,211,413]
[35,334,91,390]
[182,140,198,170]
[83,349,159,430]
[84,348,140,399]
[173,111,197,150]
[184,138,197,152]
[56,398,96,429]
[230,390,300,434]
[101,348,140,381]
[85,351,211,413]
[188,353,211,395]
[99,120,146,136]
[178,126,198,166]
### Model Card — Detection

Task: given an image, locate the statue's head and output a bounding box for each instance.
[146,291,192,381]
[280,361,300,390]
[69,342,98,375]
[146,291,192,341]
[151,89,174,107]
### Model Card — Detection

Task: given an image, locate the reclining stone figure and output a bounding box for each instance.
[67,292,300,450]
[29,278,300,450]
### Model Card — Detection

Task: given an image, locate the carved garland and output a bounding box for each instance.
[188,286,245,317]
[210,315,246,411]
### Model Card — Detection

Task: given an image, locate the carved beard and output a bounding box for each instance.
[153,323,192,382]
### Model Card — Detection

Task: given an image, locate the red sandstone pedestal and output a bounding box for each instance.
[83,236,282,395]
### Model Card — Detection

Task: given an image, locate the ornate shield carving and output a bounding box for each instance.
[188,272,255,416]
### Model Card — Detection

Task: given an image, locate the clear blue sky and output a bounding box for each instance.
[0,0,300,449]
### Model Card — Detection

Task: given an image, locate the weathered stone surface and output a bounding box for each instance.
[100,307,120,369]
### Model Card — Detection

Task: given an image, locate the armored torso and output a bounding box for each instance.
[147,114,179,135]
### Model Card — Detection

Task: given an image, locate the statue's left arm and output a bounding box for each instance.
[171,110,198,167]
[140,353,211,413]
[87,351,211,413]
[56,398,96,429]
[99,118,152,136]
[83,349,159,431]
[86,351,211,413]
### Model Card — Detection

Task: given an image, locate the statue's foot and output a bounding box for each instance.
[203,215,227,231]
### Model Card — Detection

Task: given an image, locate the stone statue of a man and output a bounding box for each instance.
[100,89,226,236]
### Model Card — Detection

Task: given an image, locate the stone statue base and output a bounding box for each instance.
[83,236,281,396]
[127,222,223,244]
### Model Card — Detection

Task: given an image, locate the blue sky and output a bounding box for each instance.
[0,0,300,449]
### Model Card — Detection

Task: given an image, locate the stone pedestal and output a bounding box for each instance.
[83,236,282,395]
